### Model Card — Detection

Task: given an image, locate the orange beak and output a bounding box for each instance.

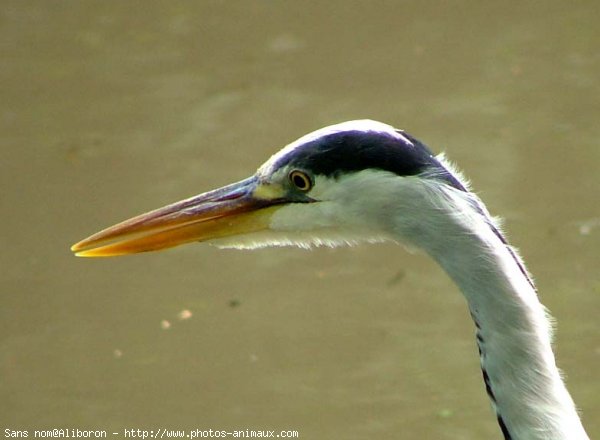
[71,176,287,257]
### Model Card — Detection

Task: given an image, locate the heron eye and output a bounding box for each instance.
[289,170,313,192]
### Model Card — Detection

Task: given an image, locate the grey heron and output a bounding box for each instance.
[71,120,589,439]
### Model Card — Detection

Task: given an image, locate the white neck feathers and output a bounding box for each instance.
[402,177,589,440]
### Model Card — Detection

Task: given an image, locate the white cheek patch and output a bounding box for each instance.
[270,198,334,231]
[214,203,388,250]
[209,172,397,250]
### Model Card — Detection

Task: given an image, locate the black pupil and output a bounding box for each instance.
[293,173,308,189]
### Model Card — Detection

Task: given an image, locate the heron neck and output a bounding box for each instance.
[426,219,588,440]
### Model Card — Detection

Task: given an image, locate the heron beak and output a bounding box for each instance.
[71,176,286,257]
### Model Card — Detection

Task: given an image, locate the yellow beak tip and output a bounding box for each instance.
[71,241,93,256]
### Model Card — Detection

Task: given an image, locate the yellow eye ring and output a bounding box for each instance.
[289,170,313,192]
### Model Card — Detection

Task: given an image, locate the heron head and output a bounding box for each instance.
[71,120,466,257]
